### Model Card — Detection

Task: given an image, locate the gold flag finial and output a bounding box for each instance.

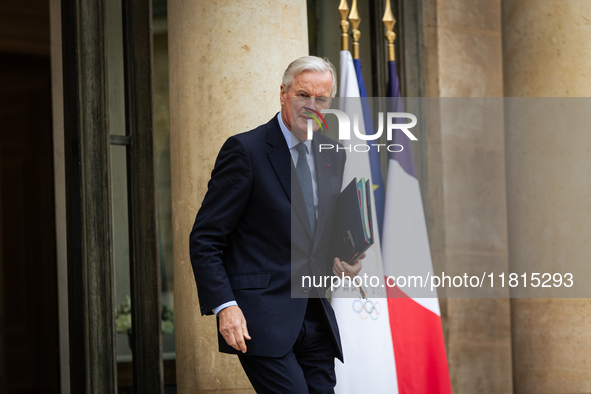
[338,0,349,51]
[349,0,360,59]
[383,0,397,61]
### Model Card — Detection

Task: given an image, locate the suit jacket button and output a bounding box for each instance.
[302,287,309,294]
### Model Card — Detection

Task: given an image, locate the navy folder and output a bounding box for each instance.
[329,177,374,265]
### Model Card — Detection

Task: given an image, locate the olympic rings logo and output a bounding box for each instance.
[352,299,380,320]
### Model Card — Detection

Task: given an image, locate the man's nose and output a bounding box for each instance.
[308,97,320,111]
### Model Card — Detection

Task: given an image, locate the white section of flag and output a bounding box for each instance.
[332,50,398,394]
[382,159,440,314]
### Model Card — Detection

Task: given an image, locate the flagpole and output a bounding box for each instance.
[382,0,396,61]
[349,0,360,59]
[338,0,349,51]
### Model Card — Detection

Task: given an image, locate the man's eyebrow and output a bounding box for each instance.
[295,89,310,95]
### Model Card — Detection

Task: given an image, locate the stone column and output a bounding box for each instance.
[503,1,591,392]
[168,1,308,393]
[422,0,513,392]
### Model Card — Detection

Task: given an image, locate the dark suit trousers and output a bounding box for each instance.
[238,298,336,394]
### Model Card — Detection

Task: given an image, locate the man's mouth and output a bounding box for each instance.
[302,107,328,131]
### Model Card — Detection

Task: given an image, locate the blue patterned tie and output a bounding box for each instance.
[295,142,316,236]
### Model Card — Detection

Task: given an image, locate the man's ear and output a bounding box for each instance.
[280,85,286,105]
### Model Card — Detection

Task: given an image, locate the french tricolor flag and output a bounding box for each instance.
[333,50,451,394]
[382,60,452,393]
[333,49,398,394]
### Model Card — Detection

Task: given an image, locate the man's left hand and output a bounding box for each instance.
[332,253,365,278]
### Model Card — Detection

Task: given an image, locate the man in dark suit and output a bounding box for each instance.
[189,56,363,394]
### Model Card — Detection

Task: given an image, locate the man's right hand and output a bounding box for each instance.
[218,305,251,353]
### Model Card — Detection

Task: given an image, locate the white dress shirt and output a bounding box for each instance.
[277,112,319,219]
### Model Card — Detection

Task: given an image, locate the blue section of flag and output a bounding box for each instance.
[353,58,386,238]
[387,60,416,178]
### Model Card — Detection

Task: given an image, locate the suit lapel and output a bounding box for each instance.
[266,116,314,240]
[266,117,291,202]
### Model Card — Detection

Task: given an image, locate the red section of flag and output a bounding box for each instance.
[386,284,452,394]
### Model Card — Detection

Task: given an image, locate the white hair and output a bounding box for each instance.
[282,56,337,97]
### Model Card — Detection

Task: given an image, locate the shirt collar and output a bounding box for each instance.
[277,112,312,153]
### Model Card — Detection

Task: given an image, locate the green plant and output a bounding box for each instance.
[115,295,175,335]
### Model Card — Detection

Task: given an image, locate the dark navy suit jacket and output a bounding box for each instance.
[189,115,346,361]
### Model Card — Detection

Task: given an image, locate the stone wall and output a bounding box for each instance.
[422,0,513,393]
[168,1,309,392]
[503,1,591,392]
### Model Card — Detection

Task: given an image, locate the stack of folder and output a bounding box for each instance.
[330,177,374,265]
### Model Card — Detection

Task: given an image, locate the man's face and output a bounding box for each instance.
[280,70,333,142]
